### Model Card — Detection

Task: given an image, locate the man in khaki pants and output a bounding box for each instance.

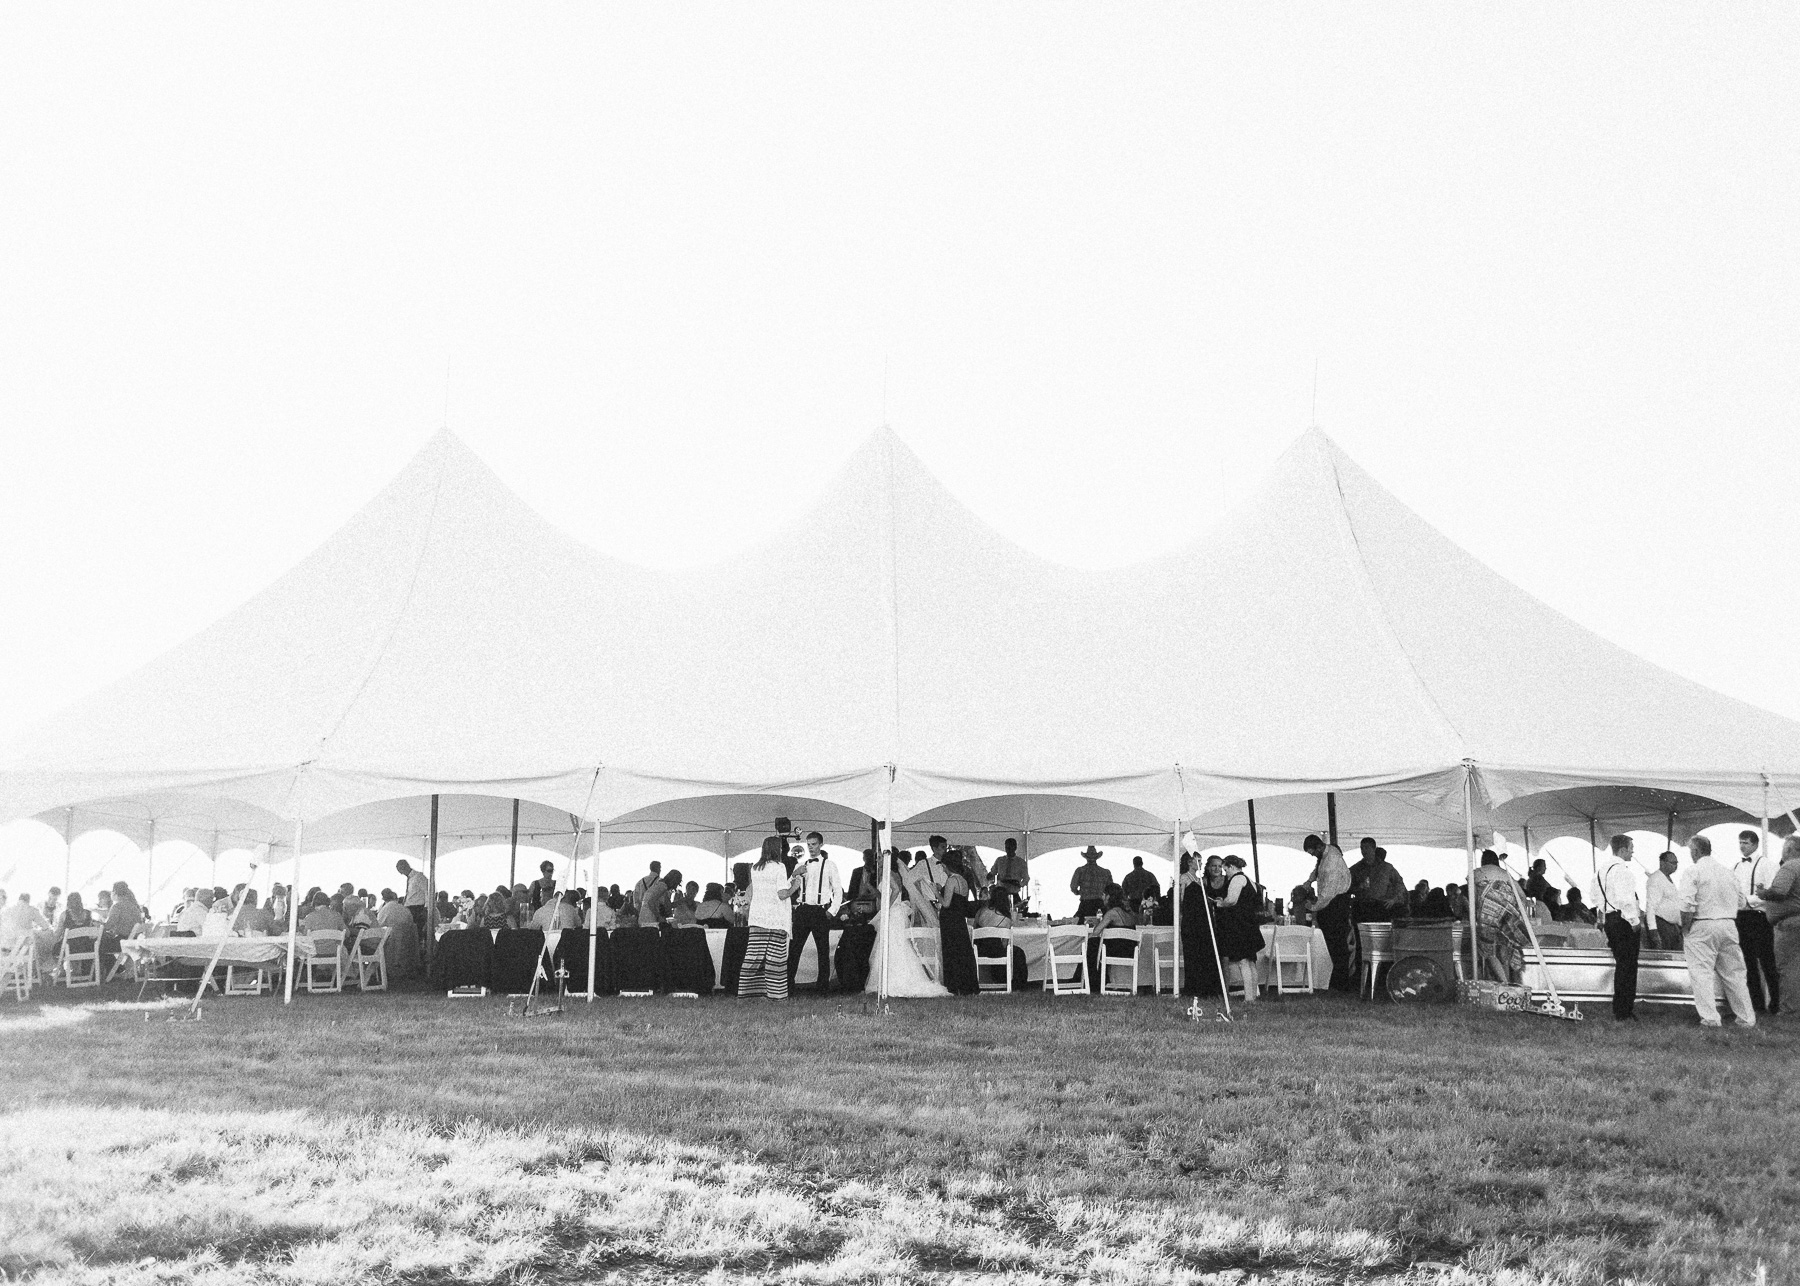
[1680,835,1756,1029]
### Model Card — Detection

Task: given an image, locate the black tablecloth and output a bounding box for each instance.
[611,926,667,992]
[664,925,715,994]
[429,929,493,990]
[488,928,545,994]
[834,922,876,993]
[719,926,750,994]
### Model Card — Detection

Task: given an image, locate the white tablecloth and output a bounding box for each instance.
[123,936,313,969]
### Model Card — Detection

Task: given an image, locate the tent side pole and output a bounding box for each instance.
[1762,777,1771,904]
[1171,823,1182,998]
[509,798,520,891]
[283,819,304,1004]
[1247,800,1261,892]
[877,810,894,1001]
[1464,768,1478,987]
[1588,817,1598,897]
[1666,811,1675,854]
[145,821,156,917]
[62,807,74,901]
[586,817,601,1001]
[1326,793,1338,850]
[426,794,440,972]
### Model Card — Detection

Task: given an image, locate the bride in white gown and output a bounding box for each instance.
[865,874,948,998]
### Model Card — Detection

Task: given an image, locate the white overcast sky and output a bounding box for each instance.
[1,6,1797,903]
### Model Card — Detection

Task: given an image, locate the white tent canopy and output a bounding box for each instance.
[6,427,1800,850]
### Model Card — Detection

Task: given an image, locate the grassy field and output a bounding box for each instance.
[1,983,1795,1285]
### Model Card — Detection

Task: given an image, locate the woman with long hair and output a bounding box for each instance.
[738,836,795,999]
[865,848,949,998]
[1212,856,1266,1003]
[1179,854,1223,998]
[937,847,980,995]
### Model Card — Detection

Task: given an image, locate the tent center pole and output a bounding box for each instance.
[283,819,304,1005]
[1171,822,1182,999]
[509,798,520,891]
[1326,793,1338,851]
[426,794,440,972]
[586,816,601,1001]
[62,807,74,905]
[1463,766,1478,989]
[1247,800,1261,893]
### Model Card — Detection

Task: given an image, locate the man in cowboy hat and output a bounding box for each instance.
[1069,846,1113,919]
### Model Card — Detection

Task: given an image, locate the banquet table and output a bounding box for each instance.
[122,935,314,970]
[1005,922,1331,991]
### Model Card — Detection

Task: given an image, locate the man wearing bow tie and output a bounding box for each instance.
[788,831,841,995]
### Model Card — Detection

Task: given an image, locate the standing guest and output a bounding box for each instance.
[1645,850,1685,949]
[844,850,882,923]
[1756,834,1800,1008]
[936,848,980,995]
[1682,834,1756,1028]
[1596,835,1644,1021]
[1212,856,1264,1002]
[693,883,733,928]
[638,868,676,926]
[739,837,794,999]
[529,860,559,913]
[396,860,431,949]
[1069,846,1113,918]
[632,861,663,914]
[1523,859,1553,905]
[1121,856,1160,908]
[1348,837,1378,916]
[924,836,956,895]
[787,832,840,995]
[1735,830,1781,1016]
[1358,847,1408,921]
[1302,834,1354,992]
[992,838,1029,901]
[1177,854,1223,997]
[1471,851,1528,985]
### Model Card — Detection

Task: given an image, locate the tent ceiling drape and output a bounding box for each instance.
[6,427,1800,859]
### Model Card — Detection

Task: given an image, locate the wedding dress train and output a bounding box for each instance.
[865,898,949,997]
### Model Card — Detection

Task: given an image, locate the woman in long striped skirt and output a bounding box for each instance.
[738,836,794,999]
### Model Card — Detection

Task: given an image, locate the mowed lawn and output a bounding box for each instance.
[2,983,1796,1285]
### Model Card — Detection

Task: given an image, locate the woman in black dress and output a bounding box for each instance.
[937,848,980,995]
[1212,855,1266,1003]
[1178,854,1223,997]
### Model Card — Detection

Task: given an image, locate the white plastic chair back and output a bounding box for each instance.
[1097,927,1141,996]
[60,927,103,989]
[306,930,345,993]
[351,927,391,991]
[1270,925,1315,995]
[969,926,1013,993]
[0,938,32,1001]
[1145,926,1178,994]
[1043,924,1089,995]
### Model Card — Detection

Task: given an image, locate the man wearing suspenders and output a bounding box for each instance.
[787,832,841,996]
[1735,830,1781,1016]
[1596,835,1643,1021]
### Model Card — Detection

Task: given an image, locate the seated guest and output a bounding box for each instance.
[693,883,733,928]
[1289,885,1317,924]
[1409,879,1431,917]
[104,883,142,942]
[341,888,373,927]
[973,889,1014,928]
[1095,885,1138,932]
[587,894,619,931]
[530,889,583,931]
[302,894,346,935]
[1420,886,1451,919]
[1562,887,1595,924]
[233,890,276,936]
[94,889,114,922]
[201,894,235,938]
[375,891,411,928]
[672,880,701,926]
[507,883,531,923]
[174,888,213,936]
[0,891,49,953]
[434,891,456,926]
[479,885,515,930]
[56,892,96,935]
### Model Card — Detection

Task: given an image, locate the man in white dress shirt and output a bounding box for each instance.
[787,832,841,995]
[1681,834,1755,1028]
[1734,830,1780,1016]
[1645,851,1684,950]
[1595,835,1643,1021]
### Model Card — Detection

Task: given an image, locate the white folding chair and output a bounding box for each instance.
[905,927,943,984]
[223,965,270,996]
[305,930,345,993]
[59,927,103,989]
[348,927,390,991]
[1269,925,1315,996]
[1148,927,1178,994]
[0,939,33,1001]
[1043,925,1090,996]
[1097,928,1141,996]
[970,926,1013,993]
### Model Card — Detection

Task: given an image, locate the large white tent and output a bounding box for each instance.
[6,426,1799,883]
